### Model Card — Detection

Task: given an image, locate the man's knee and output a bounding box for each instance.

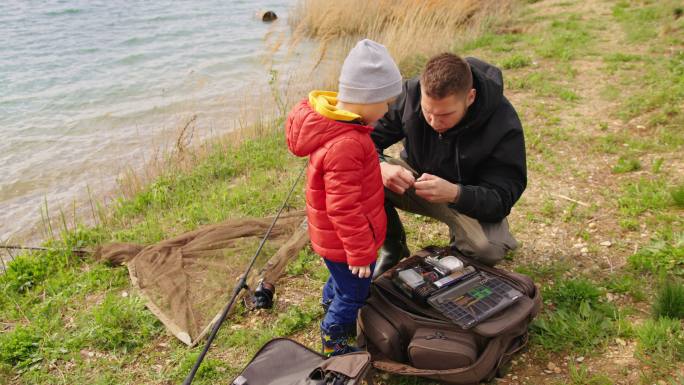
[467,239,506,267]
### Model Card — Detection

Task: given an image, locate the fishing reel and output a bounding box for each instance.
[244,279,276,310]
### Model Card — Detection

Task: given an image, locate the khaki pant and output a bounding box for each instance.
[384,157,517,266]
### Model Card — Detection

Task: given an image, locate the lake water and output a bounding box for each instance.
[0,0,295,242]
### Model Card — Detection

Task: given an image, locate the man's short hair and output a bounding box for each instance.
[421,53,473,99]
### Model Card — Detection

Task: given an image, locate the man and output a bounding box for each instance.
[371,53,526,277]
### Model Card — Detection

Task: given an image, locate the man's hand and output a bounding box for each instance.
[380,163,415,194]
[349,264,372,278]
[414,173,460,203]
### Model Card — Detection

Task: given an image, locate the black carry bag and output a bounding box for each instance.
[230,338,374,385]
[357,246,542,385]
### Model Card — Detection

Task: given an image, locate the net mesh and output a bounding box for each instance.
[95,210,308,345]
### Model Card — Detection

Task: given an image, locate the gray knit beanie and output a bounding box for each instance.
[338,39,402,104]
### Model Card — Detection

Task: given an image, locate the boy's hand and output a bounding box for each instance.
[349,264,372,278]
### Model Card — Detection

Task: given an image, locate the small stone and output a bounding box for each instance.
[512,376,518,380]
[600,241,612,247]
[658,381,667,385]
[616,338,626,346]
[580,247,589,253]
[158,342,168,348]
[547,362,558,371]
[576,356,585,362]
[543,369,553,374]
[121,291,129,298]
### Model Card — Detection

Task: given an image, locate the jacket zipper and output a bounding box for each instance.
[455,136,462,182]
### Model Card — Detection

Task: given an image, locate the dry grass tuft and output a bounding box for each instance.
[289,0,512,77]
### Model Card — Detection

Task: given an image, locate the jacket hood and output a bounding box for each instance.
[286,91,370,156]
[443,57,504,138]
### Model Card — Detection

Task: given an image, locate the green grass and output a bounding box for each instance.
[604,2,684,156]
[108,129,304,244]
[628,235,684,276]
[172,354,227,384]
[1,253,49,294]
[531,278,624,354]
[501,53,532,69]
[672,184,684,208]
[0,324,42,367]
[79,293,161,352]
[653,279,684,319]
[459,31,522,53]
[560,363,614,385]
[651,157,664,173]
[617,178,679,226]
[612,1,678,43]
[506,71,580,102]
[542,278,603,310]
[286,248,329,283]
[514,260,572,282]
[635,317,684,363]
[612,156,641,174]
[531,304,622,355]
[533,14,594,61]
[603,273,647,302]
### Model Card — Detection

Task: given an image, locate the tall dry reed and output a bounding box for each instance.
[289,0,512,79]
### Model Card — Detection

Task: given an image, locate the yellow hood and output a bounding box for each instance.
[308,91,361,122]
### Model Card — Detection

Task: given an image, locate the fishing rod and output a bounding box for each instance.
[0,245,88,254]
[182,164,306,385]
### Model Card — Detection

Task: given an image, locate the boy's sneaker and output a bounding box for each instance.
[321,323,357,357]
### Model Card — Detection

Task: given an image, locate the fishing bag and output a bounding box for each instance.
[357,246,541,385]
[230,338,374,385]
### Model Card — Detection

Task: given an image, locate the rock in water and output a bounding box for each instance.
[257,10,277,22]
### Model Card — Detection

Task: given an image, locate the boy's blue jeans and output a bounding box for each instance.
[321,259,375,333]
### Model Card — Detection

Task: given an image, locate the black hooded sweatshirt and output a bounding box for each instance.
[371,57,526,223]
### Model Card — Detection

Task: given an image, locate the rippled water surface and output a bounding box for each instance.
[0,0,293,241]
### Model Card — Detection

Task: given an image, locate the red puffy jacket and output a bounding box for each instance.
[286,96,386,267]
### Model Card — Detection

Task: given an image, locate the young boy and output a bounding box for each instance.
[285,39,402,356]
